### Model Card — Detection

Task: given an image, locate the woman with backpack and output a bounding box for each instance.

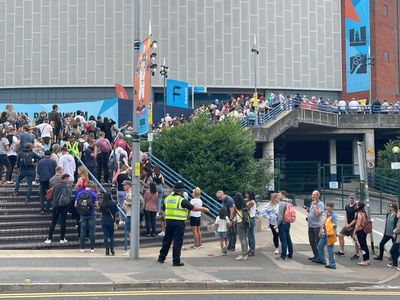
[353,202,370,266]
[0,130,12,185]
[231,192,249,261]
[245,190,257,256]
[99,192,118,255]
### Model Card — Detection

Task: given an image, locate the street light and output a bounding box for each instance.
[251,35,259,125]
[148,40,158,156]
[392,146,400,207]
[160,59,169,117]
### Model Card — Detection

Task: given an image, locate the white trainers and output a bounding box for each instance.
[274,248,279,255]
[158,231,165,237]
[80,249,85,253]
[90,249,95,253]
[44,239,51,244]
[59,239,68,244]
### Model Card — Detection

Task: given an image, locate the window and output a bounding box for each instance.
[383,4,389,16]
[384,51,390,62]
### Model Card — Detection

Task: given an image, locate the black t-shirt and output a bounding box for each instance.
[345,203,357,225]
[117,173,131,191]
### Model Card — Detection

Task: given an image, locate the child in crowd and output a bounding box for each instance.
[214,207,231,255]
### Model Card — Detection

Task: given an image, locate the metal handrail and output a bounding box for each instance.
[149,154,221,218]
[74,154,129,250]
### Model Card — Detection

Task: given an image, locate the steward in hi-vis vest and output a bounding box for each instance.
[158,181,209,267]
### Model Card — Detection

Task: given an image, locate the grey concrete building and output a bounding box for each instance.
[0,0,342,103]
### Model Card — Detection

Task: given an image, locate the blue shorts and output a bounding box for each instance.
[217,231,228,239]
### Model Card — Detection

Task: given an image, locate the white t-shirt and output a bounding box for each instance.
[215,216,230,232]
[36,123,53,138]
[248,200,257,218]
[7,136,19,156]
[190,197,202,217]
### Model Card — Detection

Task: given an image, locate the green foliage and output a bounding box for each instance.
[152,114,273,196]
[123,135,149,153]
[377,139,400,180]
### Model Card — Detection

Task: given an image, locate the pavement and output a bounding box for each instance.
[0,208,399,293]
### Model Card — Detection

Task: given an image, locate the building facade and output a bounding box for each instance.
[0,0,342,103]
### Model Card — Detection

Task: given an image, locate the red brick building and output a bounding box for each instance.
[341,0,400,103]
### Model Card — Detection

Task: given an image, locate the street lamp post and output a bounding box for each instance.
[251,35,259,125]
[392,146,400,207]
[131,0,141,259]
[148,41,158,156]
[160,59,168,117]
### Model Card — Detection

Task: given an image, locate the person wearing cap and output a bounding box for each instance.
[335,193,360,258]
[37,150,57,215]
[158,181,209,267]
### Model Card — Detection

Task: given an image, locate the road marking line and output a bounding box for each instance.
[2,289,400,298]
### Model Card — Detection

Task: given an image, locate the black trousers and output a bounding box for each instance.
[308,227,321,258]
[96,152,109,183]
[378,234,394,258]
[357,230,370,261]
[227,222,237,250]
[270,223,279,248]
[48,206,68,240]
[144,210,157,235]
[158,220,185,264]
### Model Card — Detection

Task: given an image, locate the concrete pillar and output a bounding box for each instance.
[329,139,337,181]
[352,139,360,175]
[263,141,275,191]
[364,130,375,169]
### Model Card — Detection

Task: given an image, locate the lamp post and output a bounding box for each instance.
[160,59,168,117]
[392,146,400,208]
[251,35,259,125]
[148,41,158,156]
[131,0,141,259]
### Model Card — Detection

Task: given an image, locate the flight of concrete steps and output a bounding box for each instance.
[0,183,217,250]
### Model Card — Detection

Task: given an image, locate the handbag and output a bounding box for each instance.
[46,187,53,202]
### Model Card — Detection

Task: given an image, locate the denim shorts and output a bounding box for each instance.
[217,231,228,239]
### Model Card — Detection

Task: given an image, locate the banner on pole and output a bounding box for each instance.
[115,83,129,99]
[134,36,151,135]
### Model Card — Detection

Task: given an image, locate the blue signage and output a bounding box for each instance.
[191,86,207,94]
[166,79,189,108]
[345,0,370,93]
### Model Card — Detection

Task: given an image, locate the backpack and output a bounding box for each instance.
[239,207,251,226]
[76,190,94,215]
[362,213,373,234]
[57,186,72,207]
[20,151,35,168]
[283,202,296,223]
[98,138,111,153]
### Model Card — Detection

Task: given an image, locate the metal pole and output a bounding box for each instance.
[163,75,166,117]
[357,141,375,254]
[192,87,195,109]
[131,0,141,259]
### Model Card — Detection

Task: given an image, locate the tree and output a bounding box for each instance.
[376,139,400,179]
[152,114,273,196]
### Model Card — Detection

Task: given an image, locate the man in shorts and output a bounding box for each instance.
[335,193,360,259]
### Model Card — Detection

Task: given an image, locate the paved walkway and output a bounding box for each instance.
[0,208,399,292]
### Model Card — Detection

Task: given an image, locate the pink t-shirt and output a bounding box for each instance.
[144,191,158,212]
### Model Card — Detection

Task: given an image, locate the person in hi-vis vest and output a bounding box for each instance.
[158,181,209,266]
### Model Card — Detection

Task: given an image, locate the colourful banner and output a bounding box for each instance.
[115,83,129,99]
[134,36,151,135]
[345,0,370,93]
[0,98,119,125]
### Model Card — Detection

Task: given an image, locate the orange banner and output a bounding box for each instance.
[134,36,151,115]
[115,83,129,99]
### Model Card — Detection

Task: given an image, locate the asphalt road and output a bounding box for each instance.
[3,290,400,300]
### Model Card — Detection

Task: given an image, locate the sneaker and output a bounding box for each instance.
[360,250,366,255]
[221,250,227,256]
[274,248,279,255]
[158,231,165,237]
[373,257,383,261]
[197,244,202,249]
[396,267,400,271]
[40,211,45,215]
[44,239,51,244]
[388,263,394,268]
[335,251,345,256]
[235,256,247,261]
[80,249,85,253]
[59,239,68,244]
[190,244,198,249]
[90,249,95,253]
[350,254,360,260]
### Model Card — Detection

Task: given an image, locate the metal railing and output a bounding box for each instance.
[74,155,129,250]
[149,154,221,218]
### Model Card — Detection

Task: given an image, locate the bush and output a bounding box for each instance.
[377,139,400,179]
[153,114,273,196]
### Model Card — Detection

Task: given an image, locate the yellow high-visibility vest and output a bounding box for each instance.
[65,141,80,157]
[164,194,188,221]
